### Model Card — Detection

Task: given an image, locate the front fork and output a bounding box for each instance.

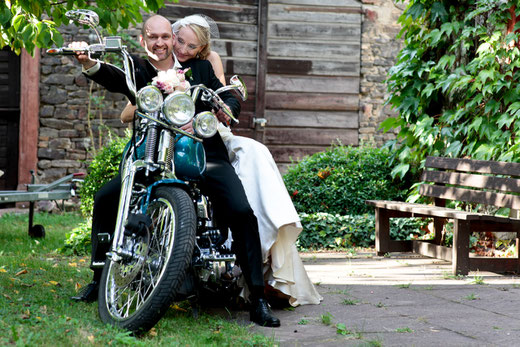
[108,157,148,263]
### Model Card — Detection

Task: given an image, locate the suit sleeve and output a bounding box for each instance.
[83,60,136,104]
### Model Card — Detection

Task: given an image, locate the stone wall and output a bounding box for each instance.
[37,24,139,182]
[359,0,405,145]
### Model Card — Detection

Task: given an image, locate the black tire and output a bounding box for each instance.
[98,186,196,334]
[29,224,45,238]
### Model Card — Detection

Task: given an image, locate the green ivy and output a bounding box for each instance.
[385,0,520,179]
[297,212,428,250]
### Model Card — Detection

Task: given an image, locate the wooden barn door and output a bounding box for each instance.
[262,0,362,169]
[160,0,362,169]
[159,0,260,138]
[0,47,20,190]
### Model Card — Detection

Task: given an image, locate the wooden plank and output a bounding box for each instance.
[268,145,328,163]
[425,156,520,177]
[266,75,359,94]
[177,0,257,6]
[364,200,482,220]
[265,92,359,111]
[422,170,520,194]
[265,110,358,128]
[268,40,360,61]
[212,40,257,59]
[268,0,361,7]
[412,241,452,261]
[255,0,268,130]
[267,58,360,76]
[419,184,520,210]
[469,257,520,273]
[268,22,361,40]
[160,4,258,24]
[264,128,358,146]
[268,4,362,23]
[216,23,257,41]
[220,58,256,76]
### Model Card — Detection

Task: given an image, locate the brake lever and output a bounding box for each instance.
[202,90,239,124]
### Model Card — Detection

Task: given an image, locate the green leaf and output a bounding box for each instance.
[431,2,448,23]
[0,6,12,26]
[391,163,410,180]
[379,117,398,132]
[12,14,26,31]
[406,2,425,21]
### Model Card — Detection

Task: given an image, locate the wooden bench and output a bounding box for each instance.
[366,156,520,275]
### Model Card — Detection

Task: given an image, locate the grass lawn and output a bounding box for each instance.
[0,211,274,346]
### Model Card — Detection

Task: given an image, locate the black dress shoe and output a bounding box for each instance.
[71,281,99,303]
[250,298,281,327]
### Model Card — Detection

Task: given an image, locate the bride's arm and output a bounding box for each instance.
[207,51,226,86]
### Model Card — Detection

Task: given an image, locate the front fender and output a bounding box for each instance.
[141,179,191,213]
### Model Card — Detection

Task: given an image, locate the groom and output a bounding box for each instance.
[70,14,280,328]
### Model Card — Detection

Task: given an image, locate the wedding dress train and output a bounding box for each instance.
[219,125,322,306]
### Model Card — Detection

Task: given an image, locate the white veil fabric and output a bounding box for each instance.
[171,14,220,39]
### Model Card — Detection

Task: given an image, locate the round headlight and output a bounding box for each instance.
[193,111,218,138]
[136,86,163,113]
[163,92,195,126]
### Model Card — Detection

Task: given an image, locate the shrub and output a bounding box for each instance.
[61,133,129,255]
[59,219,92,256]
[79,133,130,218]
[297,212,428,250]
[283,145,410,215]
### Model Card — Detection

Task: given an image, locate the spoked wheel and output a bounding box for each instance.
[98,186,196,334]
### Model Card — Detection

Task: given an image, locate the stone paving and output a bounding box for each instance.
[244,251,520,346]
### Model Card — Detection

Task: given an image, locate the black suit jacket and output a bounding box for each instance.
[85,54,240,161]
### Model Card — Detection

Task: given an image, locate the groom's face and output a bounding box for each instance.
[140,16,174,63]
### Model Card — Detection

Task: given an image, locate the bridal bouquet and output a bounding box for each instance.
[152,68,191,94]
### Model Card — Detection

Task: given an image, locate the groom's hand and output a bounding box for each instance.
[68,41,96,70]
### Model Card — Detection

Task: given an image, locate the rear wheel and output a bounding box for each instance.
[98,186,196,334]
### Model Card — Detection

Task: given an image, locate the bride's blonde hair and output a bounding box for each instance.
[172,14,219,60]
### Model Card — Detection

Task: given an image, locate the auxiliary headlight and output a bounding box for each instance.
[193,112,218,138]
[136,86,163,113]
[163,92,195,126]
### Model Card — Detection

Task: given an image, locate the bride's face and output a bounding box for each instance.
[173,26,203,62]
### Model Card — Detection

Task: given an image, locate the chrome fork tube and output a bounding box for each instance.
[110,158,147,261]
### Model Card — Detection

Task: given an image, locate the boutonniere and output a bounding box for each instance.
[151,68,191,94]
[184,67,193,80]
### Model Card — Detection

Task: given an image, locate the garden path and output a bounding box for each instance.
[227,251,520,346]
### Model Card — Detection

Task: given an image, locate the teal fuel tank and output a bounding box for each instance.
[174,135,206,180]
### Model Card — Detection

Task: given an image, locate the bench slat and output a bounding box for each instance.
[419,184,520,209]
[366,200,480,220]
[366,199,520,223]
[421,171,520,193]
[425,156,520,176]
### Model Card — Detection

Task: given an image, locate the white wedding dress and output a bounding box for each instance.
[218,125,322,306]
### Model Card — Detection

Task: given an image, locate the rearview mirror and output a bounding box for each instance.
[66,9,99,27]
[229,75,248,101]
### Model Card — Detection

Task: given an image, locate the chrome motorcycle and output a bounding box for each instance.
[48,9,248,334]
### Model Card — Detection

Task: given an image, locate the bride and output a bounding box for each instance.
[121,14,322,307]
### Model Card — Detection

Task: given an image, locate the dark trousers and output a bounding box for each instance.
[90,159,265,298]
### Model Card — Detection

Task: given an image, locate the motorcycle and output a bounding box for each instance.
[47,9,249,334]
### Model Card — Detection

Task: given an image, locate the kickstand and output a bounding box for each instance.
[188,295,200,319]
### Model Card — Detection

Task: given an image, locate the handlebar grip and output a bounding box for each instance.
[46,47,83,56]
